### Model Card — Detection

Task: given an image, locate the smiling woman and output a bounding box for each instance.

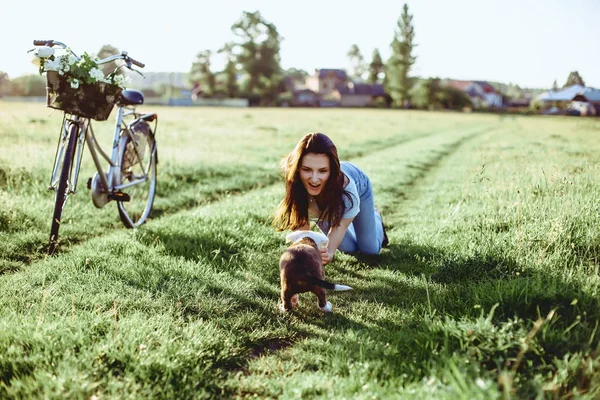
[299,153,331,197]
[273,132,389,265]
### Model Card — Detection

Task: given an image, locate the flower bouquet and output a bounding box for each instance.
[33,47,127,121]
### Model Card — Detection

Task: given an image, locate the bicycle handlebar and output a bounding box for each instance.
[32,40,145,69]
[129,57,145,68]
[33,39,68,49]
[33,40,54,46]
[117,51,145,68]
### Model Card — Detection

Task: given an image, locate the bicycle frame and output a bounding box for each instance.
[49,115,89,193]
[49,104,156,199]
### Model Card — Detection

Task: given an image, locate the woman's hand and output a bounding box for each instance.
[320,247,334,265]
[319,218,353,265]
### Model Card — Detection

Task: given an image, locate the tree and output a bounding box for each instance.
[505,83,523,100]
[10,74,46,96]
[564,71,585,87]
[437,86,472,110]
[0,71,9,96]
[411,78,462,110]
[217,43,240,98]
[368,49,385,84]
[385,3,417,108]
[285,68,309,87]
[97,44,122,76]
[222,61,239,98]
[189,50,216,96]
[347,44,366,81]
[424,77,441,108]
[229,11,284,105]
[552,79,558,91]
[409,78,429,109]
[257,21,285,105]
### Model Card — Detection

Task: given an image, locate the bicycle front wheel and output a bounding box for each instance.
[116,122,157,228]
[48,122,78,255]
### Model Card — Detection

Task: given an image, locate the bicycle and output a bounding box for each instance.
[31,40,158,255]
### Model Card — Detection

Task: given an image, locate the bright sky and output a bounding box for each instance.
[3,0,599,88]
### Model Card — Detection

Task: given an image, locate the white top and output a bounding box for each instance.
[308,169,360,221]
[285,230,329,249]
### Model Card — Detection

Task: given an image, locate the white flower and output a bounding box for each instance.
[89,68,105,82]
[34,48,130,89]
[34,46,55,58]
[112,74,130,88]
[113,75,125,85]
[44,58,61,71]
[53,56,69,72]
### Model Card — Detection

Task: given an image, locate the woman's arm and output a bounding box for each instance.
[321,217,354,265]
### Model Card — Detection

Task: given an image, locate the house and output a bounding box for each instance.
[446,79,503,108]
[281,75,318,107]
[536,84,600,116]
[305,69,349,96]
[505,98,531,108]
[302,68,388,107]
[335,82,387,107]
[572,89,600,115]
[536,84,586,102]
[291,89,319,107]
[473,81,503,107]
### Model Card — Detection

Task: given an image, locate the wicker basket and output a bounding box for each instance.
[45,71,122,121]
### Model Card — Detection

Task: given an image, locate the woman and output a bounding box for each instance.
[274,132,388,265]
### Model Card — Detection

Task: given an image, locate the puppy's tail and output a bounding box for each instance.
[308,276,352,291]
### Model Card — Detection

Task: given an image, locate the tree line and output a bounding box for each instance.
[0,5,589,108]
[188,7,420,107]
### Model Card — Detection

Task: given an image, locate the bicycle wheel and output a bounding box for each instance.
[116,121,157,228]
[48,122,78,255]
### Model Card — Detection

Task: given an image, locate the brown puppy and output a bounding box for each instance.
[279,235,352,312]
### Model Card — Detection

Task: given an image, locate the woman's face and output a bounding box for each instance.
[299,153,331,197]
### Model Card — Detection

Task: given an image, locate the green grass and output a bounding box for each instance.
[1,101,599,399]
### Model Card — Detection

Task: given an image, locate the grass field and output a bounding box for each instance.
[1,101,599,399]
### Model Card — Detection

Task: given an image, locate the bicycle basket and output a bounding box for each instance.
[45,71,122,121]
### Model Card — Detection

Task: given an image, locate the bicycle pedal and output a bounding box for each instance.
[108,191,130,202]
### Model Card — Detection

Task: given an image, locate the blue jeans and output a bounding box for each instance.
[317,162,384,255]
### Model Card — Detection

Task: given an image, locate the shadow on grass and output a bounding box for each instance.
[0,233,54,269]
[0,259,25,275]
[357,241,524,283]
[148,230,247,270]
[228,239,600,398]
[294,238,600,343]
[91,256,274,321]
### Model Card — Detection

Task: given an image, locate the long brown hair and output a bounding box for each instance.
[273,132,352,231]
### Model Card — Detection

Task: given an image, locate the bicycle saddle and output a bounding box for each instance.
[120,89,144,105]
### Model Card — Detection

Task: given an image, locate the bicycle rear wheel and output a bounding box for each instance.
[48,122,78,255]
[116,122,157,228]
